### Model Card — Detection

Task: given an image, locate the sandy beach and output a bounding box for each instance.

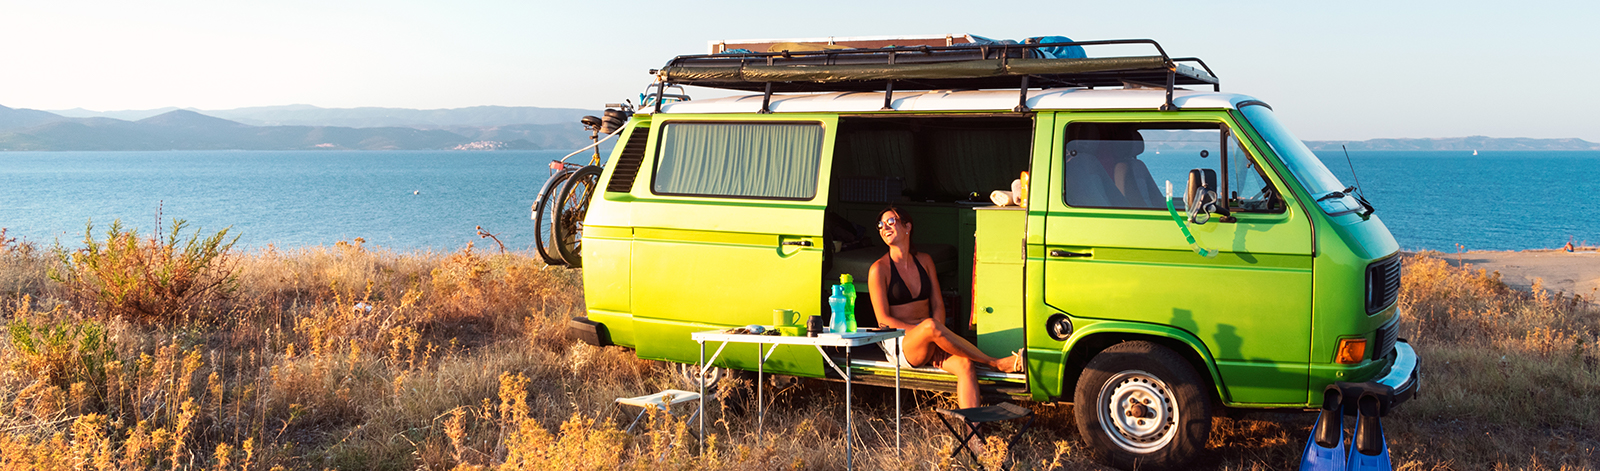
[1440,248,1600,296]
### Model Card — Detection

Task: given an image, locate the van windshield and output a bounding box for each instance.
[1238,104,1361,215]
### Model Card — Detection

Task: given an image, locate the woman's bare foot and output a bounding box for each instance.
[991,349,1025,373]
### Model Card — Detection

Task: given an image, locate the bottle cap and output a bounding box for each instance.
[840,274,853,284]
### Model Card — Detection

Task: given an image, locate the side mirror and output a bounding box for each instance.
[1184,169,1226,225]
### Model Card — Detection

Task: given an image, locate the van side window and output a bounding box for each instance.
[1061,122,1279,212]
[652,122,824,199]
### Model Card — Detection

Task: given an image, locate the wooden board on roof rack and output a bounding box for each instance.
[710,34,973,54]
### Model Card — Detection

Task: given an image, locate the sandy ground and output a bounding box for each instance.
[1441,248,1600,296]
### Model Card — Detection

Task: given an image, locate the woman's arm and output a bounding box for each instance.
[919,252,946,326]
[867,257,918,330]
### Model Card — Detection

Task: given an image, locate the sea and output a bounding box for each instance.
[2,150,1598,253]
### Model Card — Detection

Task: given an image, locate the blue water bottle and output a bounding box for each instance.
[828,285,850,333]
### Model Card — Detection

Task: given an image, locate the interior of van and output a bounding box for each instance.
[822,115,1033,349]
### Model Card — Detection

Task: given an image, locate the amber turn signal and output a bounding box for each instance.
[1335,338,1368,364]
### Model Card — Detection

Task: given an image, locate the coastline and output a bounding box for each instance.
[1423,247,1600,295]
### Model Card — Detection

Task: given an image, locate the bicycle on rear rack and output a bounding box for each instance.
[531,102,632,268]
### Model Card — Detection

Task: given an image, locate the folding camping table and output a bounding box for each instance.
[692,329,905,470]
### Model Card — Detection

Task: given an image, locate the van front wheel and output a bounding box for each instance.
[1074,341,1211,470]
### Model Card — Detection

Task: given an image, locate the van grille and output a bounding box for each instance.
[1365,256,1402,314]
[1373,320,1399,361]
[605,126,650,193]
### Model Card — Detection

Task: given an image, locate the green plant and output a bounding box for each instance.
[51,219,239,323]
[5,303,118,410]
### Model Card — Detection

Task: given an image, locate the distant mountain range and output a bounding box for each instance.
[0,104,604,151]
[47,104,598,128]
[7,103,1600,152]
[1303,136,1600,151]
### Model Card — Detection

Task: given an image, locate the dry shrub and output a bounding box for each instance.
[50,220,237,323]
[427,243,582,341]
[1381,252,1600,470]
[4,299,117,414]
[1,228,53,303]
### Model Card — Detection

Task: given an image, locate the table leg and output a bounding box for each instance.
[896,335,902,454]
[698,341,705,456]
[845,345,852,470]
[811,345,855,468]
[757,342,763,440]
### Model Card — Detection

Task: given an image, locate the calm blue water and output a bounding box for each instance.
[2,150,1597,252]
[0,151,566,252]
[1313,150,1600,252]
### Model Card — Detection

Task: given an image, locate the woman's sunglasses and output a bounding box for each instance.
[877,217,898,229]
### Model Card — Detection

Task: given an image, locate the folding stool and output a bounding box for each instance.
[935,402,1035,470]
[615,389,701,434]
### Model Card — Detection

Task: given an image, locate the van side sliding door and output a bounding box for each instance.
[627,115,835,375]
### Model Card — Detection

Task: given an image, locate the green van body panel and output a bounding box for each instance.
[580,103,1406,409]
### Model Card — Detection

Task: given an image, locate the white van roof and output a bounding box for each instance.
[651,89,1260,114]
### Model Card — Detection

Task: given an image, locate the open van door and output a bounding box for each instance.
[626,116,836,373]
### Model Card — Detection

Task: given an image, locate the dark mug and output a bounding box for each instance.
[806,315,826,337]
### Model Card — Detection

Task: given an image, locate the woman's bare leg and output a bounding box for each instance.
[899,321,944,366]
[909,318,1021,371]
[940,355,980,409]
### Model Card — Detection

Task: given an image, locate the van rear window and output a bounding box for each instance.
[652,123,823,200]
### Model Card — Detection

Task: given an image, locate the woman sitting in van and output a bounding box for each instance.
[868,207,1024,408]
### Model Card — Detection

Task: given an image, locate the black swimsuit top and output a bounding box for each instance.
[886,254,932,306]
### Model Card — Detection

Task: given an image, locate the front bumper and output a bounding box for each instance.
[1335,339,1419,416]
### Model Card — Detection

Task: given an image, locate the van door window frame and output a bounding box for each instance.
[1056,119,1284,217]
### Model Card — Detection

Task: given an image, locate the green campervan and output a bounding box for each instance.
[566,36,1419,469]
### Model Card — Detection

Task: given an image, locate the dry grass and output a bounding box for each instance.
[1,226,1596,470]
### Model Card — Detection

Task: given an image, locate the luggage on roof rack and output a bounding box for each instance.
[649,38,1218,113]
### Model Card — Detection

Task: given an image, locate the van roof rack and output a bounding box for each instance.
[650,38,1217,113]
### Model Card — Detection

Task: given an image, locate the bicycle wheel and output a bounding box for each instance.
[554,166,602,268]
[532,170,573,265]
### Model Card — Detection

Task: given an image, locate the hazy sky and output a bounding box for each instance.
[3,0,1596,140]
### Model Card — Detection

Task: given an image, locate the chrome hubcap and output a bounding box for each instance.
[1098,370,1178,453]
[678,363,721,389]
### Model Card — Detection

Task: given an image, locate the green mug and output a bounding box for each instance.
[772,309,799,327]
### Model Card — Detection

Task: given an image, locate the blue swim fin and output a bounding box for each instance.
[1298,385,1346,471]
[1346,392,1392,471]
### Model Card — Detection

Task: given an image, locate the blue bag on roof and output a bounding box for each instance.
[1026,36,1088,59]
[963,34,1088,59]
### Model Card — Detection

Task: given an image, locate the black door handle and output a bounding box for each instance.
[781,240,813,247]
[1049,249,1091,258]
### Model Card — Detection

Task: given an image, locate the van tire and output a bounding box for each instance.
[1074,340,1211,470]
